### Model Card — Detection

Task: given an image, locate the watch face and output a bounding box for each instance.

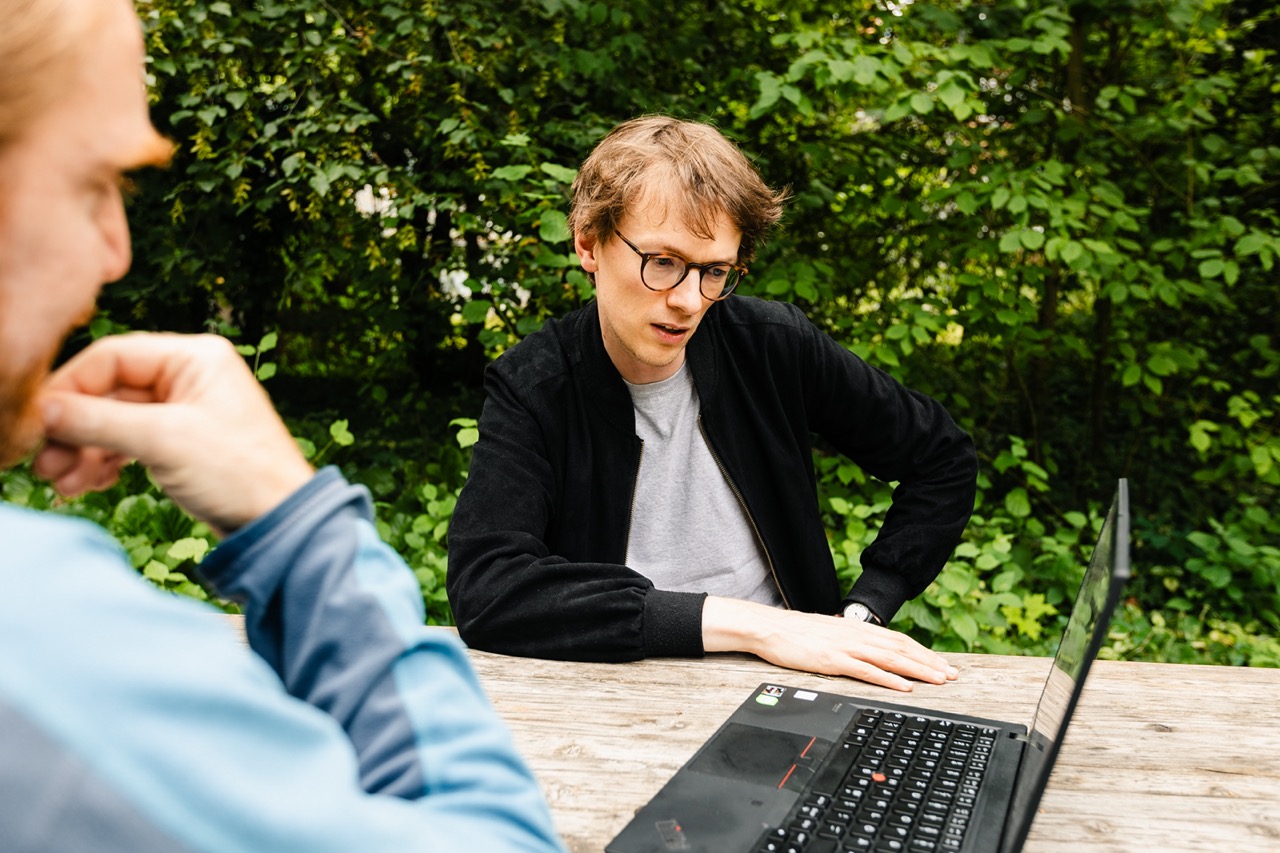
[845,603,872,622]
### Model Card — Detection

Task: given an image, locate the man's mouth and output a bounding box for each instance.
[653,323,688,337]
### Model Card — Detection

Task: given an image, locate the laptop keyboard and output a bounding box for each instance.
[753,708,997,853]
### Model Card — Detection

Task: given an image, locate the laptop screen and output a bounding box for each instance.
[1001,479,1131,851]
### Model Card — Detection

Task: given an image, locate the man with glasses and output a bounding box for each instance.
[447,116,977,691]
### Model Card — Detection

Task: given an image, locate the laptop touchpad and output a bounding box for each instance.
[687,722,832,791]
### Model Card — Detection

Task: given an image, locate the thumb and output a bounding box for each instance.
[41,390,167,461]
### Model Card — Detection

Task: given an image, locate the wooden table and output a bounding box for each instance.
[465,648,1280,853]
[220,617,1279,850]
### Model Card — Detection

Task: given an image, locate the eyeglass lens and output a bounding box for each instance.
[642,256,741,300]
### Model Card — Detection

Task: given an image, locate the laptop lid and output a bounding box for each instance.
[999,478,1131,852]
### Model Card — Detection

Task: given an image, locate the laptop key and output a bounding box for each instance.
[803,838,838,853]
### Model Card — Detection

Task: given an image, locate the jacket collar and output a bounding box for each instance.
[568,300,724,430]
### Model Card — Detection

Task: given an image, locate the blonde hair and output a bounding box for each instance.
[0,0,96,148]
[567,116,788,264]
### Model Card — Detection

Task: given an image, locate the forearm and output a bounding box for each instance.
[448,536,708,661]
[197,468,559,846]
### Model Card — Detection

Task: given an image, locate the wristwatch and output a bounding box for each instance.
[843,602,883,626]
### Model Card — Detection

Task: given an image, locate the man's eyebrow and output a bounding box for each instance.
[650,242,738,265]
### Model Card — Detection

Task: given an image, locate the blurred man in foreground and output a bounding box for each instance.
[0,1,563,849]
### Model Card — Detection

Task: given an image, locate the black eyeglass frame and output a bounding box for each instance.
[615,232,748,301]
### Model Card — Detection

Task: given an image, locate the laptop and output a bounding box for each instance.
[607,479,1131,853]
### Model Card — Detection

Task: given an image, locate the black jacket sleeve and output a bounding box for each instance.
[796,311,977,620]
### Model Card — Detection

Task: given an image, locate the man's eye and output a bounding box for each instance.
[707,266,729,280]
[651,255,679,269]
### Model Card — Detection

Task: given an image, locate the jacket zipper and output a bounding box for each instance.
[697,415,792,610]
[623,438,644,562]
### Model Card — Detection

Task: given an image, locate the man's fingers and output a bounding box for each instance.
[854,623,957,681]
[43,331,211,397]
[40,391,171,461]
[33,442,129,497]
[844,659,915,692]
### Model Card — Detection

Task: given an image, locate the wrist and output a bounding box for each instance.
[702,596,777,655]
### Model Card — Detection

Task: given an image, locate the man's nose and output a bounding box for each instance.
[101,190,133,284]
[666,270,707,313]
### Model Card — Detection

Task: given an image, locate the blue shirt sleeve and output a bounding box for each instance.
[0,469,565,852]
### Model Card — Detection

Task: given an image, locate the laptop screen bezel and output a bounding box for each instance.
[1000,479,1132,853]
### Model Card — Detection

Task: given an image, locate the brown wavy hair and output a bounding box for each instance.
[567,116,789,264]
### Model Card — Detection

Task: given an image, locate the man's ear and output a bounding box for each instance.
[574,230,600,275]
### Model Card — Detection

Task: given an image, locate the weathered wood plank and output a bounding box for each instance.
[218,616,1280,851]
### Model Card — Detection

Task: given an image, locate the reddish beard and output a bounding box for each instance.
[0,351,54,469]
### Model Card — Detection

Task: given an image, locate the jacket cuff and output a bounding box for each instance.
[642,589,708,658]
[196,466,350,598]
[846,569,916,626]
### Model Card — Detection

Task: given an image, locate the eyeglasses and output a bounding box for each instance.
[616,233,747,301]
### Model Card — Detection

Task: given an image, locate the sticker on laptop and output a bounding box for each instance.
[793,690,818,701]
[756,685,786,705]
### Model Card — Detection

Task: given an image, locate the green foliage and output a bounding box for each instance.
[15,0,1273,664]
[0,465,224,607]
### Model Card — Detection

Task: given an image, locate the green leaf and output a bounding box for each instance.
[538,210,571,243]
[955,192,979,215]
[937,81,966,109]
[883,99,912,123]
[257,332,278,352]
[1198,258,1225,279]
[1019,230,1045,250]
[491,165,533,181]
[540,163,578,183]
[462,299,492,324]
[750,72,783,119]
[909,92,934,114]
[255,363,277,381]
[143,560,171,582]
[1005,488,1032,518]
[167,537,210,563]
[329,419,355,446]
[281,152,304,178]
[852,55,881,86]
[951,612,979,646]
[456,427,479,449]
[937,568,976,595]
[226,91,248,110]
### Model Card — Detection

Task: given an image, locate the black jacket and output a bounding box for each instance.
[446,297,976,661]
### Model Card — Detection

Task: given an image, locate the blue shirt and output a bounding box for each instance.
[0,467,564,852]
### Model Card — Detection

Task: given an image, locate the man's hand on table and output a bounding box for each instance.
[34,332,314,536]
[701,596,959,692]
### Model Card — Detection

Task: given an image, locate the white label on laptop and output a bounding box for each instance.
[794,690,818,701]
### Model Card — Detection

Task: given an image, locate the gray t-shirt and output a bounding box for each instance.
[624,362,783,607]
